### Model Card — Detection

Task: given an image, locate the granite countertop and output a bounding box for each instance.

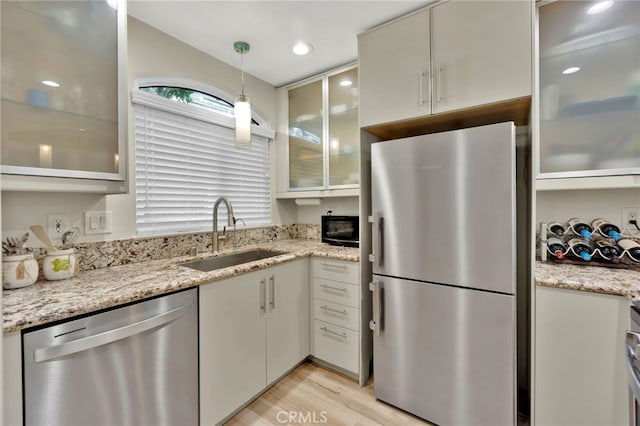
[535,261,640,300]
[3,240,359,333]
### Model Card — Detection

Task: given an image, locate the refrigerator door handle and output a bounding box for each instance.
[369,280,381,336]
[369,212,384,267]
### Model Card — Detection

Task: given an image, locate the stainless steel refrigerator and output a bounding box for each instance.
[370,122,517,426]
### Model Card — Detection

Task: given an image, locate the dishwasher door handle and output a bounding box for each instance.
[34,301,194,363]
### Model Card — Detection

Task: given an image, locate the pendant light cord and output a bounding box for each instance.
[240,52,245,97]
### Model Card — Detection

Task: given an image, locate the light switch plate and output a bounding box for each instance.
[85,211,112,234]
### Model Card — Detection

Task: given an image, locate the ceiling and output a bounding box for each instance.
[127,1,433,87]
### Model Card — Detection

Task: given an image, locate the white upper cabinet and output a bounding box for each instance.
[277,64,360,197]
[358,9,431,127]
[431,0,532,114]
[537,0,640,181]
[358,0,532,128]
[0,0,127,192]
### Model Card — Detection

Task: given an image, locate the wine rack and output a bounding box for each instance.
[539,219,640,270]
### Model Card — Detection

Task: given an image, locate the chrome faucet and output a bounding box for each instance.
[212,197,235,254]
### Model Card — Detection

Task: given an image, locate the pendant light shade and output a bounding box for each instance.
[234,41,251,147]
[234,94,251,145]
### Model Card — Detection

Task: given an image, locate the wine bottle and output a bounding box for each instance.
[546,237,566,259]
[547,222,565,237]
[618,239,640,262]
[567,238,593,261]
[567,218,593,240]
[593,239,622,262]
[591,218,622,241]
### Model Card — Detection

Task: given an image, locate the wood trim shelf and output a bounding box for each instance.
[362,96,531,141]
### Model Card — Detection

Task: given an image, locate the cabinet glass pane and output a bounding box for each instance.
[538,0,640,176]
[288,80,323,188]
[328,68,359,186]
[1,1,119,174]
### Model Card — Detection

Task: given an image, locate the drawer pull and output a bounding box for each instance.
[320,326,347,338]
[320,283,348,292]
[321,305,348,315]
[320,262,348,270]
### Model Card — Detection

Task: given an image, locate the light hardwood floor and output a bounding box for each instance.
[225,362,431,425]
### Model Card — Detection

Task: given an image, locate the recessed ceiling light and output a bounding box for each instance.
[42,80,60,87]
[339,80,353,87]
[587,0,614,15]
[292,41,313,56]
[562,66,581,75]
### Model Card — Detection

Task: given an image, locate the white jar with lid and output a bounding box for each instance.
[2,253,39,289]
[43,249,79,280]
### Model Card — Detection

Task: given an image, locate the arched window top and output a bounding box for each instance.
[132,76,269,129]
[139,86,259,125]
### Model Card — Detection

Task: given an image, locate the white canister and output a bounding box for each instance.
[43,249,79,281]
[2,253,39,289]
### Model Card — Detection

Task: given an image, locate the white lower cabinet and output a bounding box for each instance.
[4,332,22,426]
[534,286,628,426]
[310,258,360,375]
[199,259,309,425]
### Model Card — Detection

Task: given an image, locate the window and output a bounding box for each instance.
[132,78,274,236]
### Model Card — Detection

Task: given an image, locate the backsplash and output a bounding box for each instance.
[28,224,320,271]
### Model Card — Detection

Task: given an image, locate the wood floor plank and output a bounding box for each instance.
[225,362,431,426]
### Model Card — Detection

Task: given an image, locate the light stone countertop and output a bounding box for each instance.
[3,240,359,333]
[535,261,640,300]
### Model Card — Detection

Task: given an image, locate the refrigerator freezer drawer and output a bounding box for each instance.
[313,278,359,308]
[311,258,359,284]
[373,275,515,426]
[313,299,359,331]
[312,320,359,374]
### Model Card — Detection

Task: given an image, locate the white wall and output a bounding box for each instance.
[1,17,297,244]
[294,196,360,224]
[536,188,640,232]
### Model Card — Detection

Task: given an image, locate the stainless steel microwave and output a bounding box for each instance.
[321,215,359,248]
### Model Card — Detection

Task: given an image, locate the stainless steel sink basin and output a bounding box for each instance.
[179,249,287,272]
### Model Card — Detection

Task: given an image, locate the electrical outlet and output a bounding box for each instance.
[47,214,68,236]
[622,207,640,226]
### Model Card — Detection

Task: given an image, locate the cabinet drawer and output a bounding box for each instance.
[312,320,358,374]
[313,278,359,308]
[311,258,359,284]
[313,299,359,331]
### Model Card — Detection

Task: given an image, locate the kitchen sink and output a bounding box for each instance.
[179,248,287,272]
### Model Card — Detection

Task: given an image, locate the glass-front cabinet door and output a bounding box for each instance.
[538,0,640,178]
[0,0,126,182]
[328,68,360,187]
[288,80,324,189]
[287,64,359,191]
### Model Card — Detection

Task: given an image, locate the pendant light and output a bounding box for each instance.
[234,41,251,146]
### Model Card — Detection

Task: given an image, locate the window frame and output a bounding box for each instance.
[132,77,275,237]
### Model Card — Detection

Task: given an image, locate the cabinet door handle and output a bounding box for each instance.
[269,274,275,310]
[320,262,348,270]
[320,283,348,293]
[418,66,429,107]
[260,278,266,313]
[419,66,424,106]
[320,326,347,338]
[320,305,348,315]
[437,63,444,104]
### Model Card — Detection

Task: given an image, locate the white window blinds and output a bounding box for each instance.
[134,96,271,236]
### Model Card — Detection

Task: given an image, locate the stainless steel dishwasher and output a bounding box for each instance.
[23,288,198,426]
